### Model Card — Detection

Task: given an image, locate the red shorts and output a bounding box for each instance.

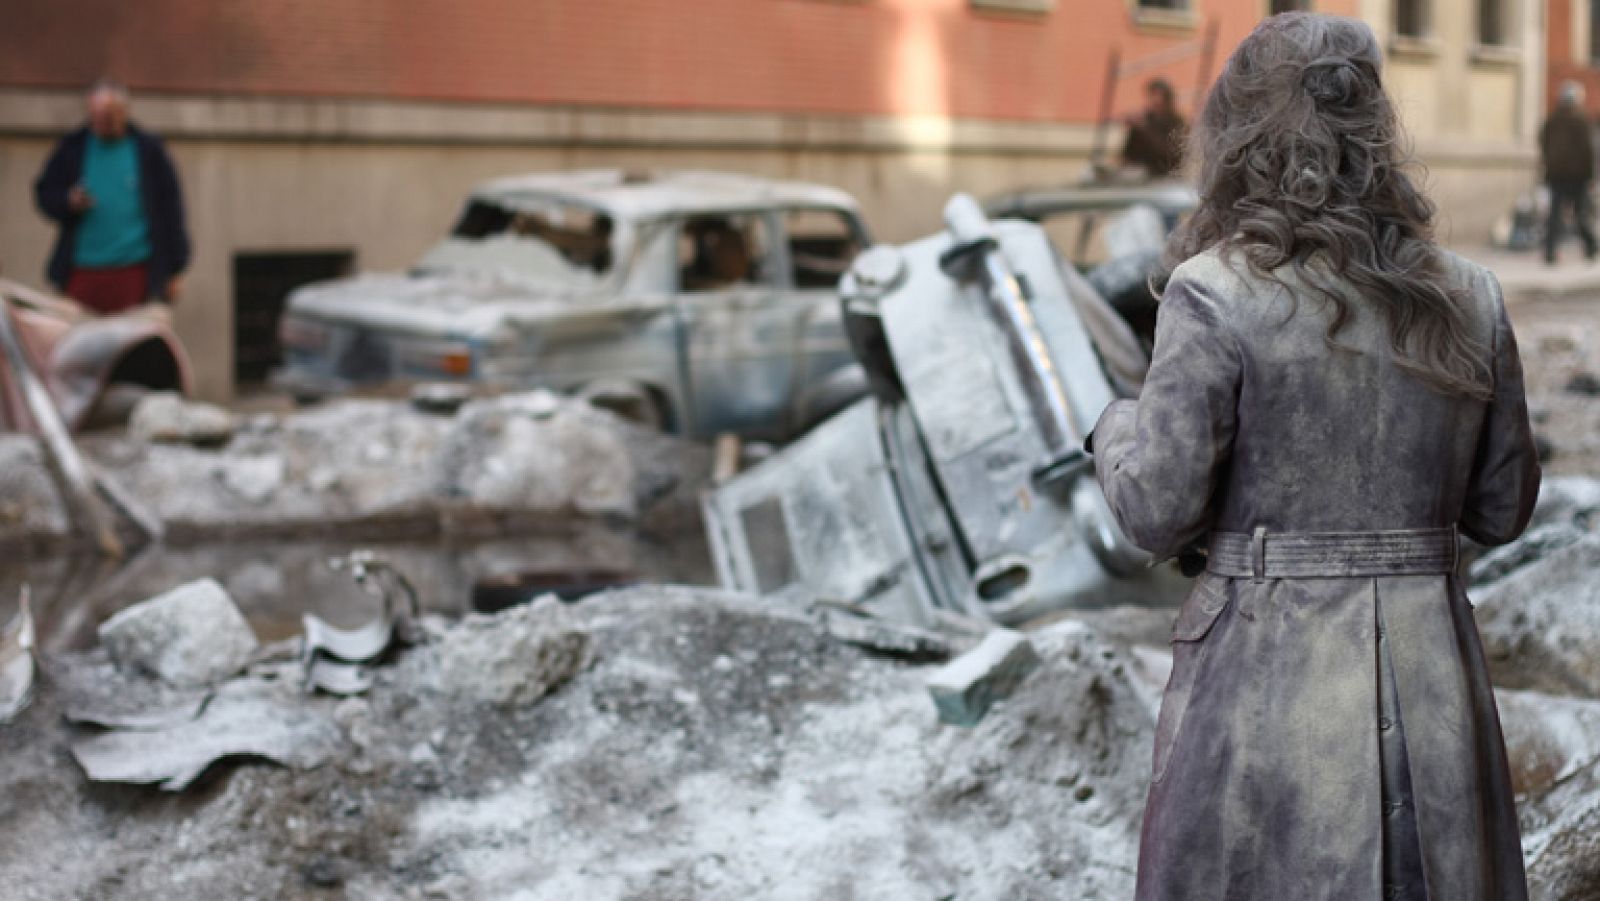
[66,263,149,315]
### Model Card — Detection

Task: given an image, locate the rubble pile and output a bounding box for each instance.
[1471,477,1600,696]
[1517,312,1600,474]
[0,491,1597,898]
[1453,477,1600,899]
[0,391,709,551]
[0,587,1156,899]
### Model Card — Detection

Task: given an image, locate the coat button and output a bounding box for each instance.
[1379,717,1393,731]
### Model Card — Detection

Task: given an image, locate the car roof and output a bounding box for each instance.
[471,169,862,221]
[982,181,1200,219]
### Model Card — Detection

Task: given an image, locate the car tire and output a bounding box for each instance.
[578,380,671,432]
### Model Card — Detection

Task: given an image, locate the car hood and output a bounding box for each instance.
[286,271,650,338]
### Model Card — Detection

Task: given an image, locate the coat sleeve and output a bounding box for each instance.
[33,139,79,225]
[1090,277,1241,560]
[150,137,191,275]
[1459,281,1541,546]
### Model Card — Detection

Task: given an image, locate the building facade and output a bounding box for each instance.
[1548,0,1600,110]
[0,0,1534,400]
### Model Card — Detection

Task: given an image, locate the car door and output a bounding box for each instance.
[673,212,797,439]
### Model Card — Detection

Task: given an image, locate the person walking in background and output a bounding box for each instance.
[33,79,189,315]
[1091,13,1537,899]
[1121,78,1188,180]
[1540,81,1597,266]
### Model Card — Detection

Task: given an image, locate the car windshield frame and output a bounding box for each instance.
[414,193,626,291]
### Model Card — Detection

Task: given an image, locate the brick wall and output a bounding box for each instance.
[0,0,1266,123]
[1548,0,1600,114]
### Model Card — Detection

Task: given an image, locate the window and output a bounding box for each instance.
[448,199,614,274]
[233,251,353,386]
[783,209,862,289]
[1395,0,1430,38]
[970,0,1054,11]
[1269,0,1310,14]
[677,214,773,292]
[1590,0,1600,63]
[1478,0,1507,46]
[1138,0,1189,10]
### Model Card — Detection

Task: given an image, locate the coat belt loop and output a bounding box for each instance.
[1251,526,1267,582]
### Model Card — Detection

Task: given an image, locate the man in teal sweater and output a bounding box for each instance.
[34,80,189,315]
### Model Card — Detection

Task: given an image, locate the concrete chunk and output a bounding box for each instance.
[433,596,590,707]
[128,392,236,447]
[98,579,260,688]
[926,628,1040,726]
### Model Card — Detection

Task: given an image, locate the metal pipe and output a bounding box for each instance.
[0,298,124,558]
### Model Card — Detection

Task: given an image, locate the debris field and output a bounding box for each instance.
[1,298,1600,899]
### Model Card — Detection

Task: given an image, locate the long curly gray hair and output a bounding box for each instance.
[1163,12,1491,399]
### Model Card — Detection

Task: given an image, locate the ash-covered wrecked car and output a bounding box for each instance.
[985,180,1198,347]
[276,170,873,441]
[702,195,1189,626]
[0,279,191,433]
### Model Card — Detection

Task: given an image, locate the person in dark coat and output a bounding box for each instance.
[1121,78,1188,180]
[33,79,189,315]
[1089,13,1538,900]
[1540,80,1597,265]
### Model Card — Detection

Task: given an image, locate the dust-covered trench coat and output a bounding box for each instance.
[1090,248,1541,900]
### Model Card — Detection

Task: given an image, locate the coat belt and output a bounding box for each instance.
[1206,526,1459,581]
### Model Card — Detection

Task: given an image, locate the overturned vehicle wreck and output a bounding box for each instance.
[704,196,1187,626]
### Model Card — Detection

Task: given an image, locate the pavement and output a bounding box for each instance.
[1460,244,1600,305]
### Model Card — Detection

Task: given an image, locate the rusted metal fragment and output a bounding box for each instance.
[69,678,342,791]
[0,592,36,724]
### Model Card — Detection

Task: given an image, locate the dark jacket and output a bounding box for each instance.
[1122,111,1188,179]
[1541,106,1594,184]
[33,123,189,298]
[1093,249,1538,900]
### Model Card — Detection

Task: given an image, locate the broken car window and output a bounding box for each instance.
[416,197,615,287]
[783,208,861,289]
[677,214,773,292]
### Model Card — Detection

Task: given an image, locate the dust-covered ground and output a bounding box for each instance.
[1511,295,1600,476]
[0,588,1156,900]
[4,494,1600,901]
[2,299,1600,899]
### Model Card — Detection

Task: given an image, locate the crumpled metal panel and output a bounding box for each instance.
[0,592,36,724]
[299,551,421,696]
[303,614,393,664]
[1,279,192,433]
[69,678,343,791]
[303,657,375,696]
[65,691,210,732]
[702,398,938,627]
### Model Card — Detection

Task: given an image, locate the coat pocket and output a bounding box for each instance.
[1151,573,1231,784]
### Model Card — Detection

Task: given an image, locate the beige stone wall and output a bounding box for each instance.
[0,89,1118,401]
[0,79,1540,401]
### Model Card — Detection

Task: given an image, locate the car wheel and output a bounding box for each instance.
[577,380,671,431]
